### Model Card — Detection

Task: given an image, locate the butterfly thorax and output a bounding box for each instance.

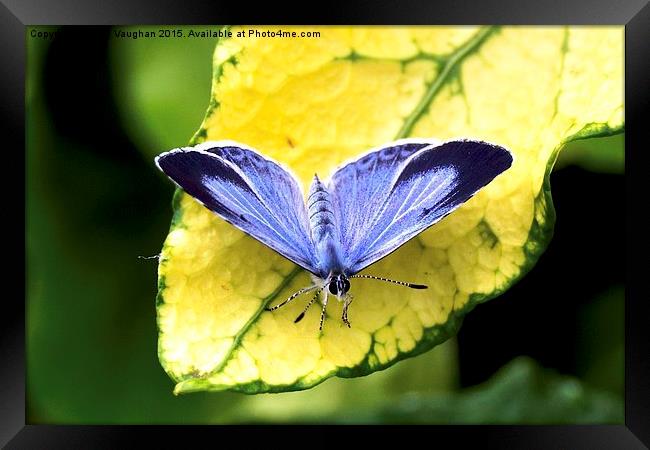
[308,174,345,277]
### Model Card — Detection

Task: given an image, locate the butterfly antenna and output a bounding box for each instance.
[294,287,323,324]
[265,285,318,312]
[349,274,428,289]
[137,253,160,260]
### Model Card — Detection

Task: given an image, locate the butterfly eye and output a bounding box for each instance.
[328,282,338,295]
[343,279,351,293]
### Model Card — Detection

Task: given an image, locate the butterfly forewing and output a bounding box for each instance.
[329,140,513,274]
[327,140,437,267]
[156,143,319,275]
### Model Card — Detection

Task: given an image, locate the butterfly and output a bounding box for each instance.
[156,139,513,331]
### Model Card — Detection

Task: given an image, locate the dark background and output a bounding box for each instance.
[26,26,624,424]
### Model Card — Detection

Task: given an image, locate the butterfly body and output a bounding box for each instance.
[156,138,513,331]
[307,174,345,279]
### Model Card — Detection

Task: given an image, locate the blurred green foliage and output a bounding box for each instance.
[329,357,623,424]
[557,134,624,174]
[26,27,624,424]
[110,26,218,158]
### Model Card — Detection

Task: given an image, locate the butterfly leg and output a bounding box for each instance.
[319,291,330,331]
[294,287,323,323]
[265,285,318,312]
[342,293,353,328]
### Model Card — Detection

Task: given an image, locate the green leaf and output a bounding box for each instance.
[331,357,623,424]
[157,26,624,393]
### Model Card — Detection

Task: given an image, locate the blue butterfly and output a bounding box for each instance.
[156,139,512,331]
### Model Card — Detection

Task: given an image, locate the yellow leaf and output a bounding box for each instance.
[156,26,623,393]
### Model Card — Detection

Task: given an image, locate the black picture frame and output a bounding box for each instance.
[5,0,649,447]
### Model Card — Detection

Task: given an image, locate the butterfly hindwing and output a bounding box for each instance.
[329,140,513,274]
[156,142,319,275]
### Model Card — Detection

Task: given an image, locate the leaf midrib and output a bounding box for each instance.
[395,26,497,139]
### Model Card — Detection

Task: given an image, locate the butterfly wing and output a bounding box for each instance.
[156,141,319,275]
[328,139,513,274]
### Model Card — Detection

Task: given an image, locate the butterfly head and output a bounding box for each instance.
[327,273,350,297]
